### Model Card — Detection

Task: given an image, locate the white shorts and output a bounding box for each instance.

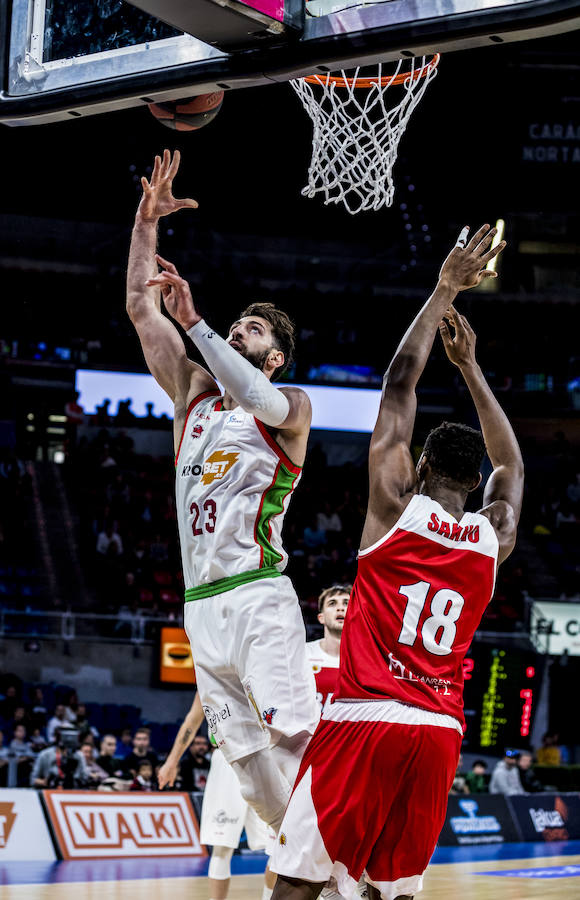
[200,747,269,850]
[184,574,319,764]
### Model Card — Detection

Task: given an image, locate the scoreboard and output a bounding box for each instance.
[462,646,543,753]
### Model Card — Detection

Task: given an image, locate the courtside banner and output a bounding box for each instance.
[0,789,56,861]
[43,791,207,859]
[507,793,580,842]
[438,795,520,846]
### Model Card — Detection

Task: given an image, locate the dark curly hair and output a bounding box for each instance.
[239,302,295,381]
[423,421,486,489]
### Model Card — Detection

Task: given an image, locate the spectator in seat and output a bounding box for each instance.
[116,728,134,759]
[490,750,525,795]
[46,704,73,744]
[130,758,155,791]
[97,734,124,777]
[465,759,489,794]
[517,751,543,793]
[450,754,469,795]
[316,501,342,535]
[30,687,48,729]
[64,690,79,724]
[29,727,48,755]
[179,734,211,792]
[303,516,326,550]
[96,524,123,557]
[0,731,9,787]
[123,727,158,778]
[536,732,562,767]
[31,730,87,789]
[75,704,99,742]
[80,741,109,787]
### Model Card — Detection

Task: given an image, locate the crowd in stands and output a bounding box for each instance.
[0,674,569,795]
[450,732,568,796]
[0,679,212,792]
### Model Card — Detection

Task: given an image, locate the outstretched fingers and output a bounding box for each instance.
[167,148,181,180]
[479,240,506,266]
[472,227,496,258]
[149,154,162,187]
[465,224,490,253]
[159,148,172,178]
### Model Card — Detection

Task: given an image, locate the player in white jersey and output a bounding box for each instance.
[127,149,319,832]
[158,692,276,900]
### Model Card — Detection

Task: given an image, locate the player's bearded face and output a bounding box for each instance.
[227,322,275,372]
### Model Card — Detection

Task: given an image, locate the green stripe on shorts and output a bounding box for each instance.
[184,566,281,602]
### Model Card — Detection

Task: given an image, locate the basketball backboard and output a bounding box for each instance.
[1,0,580,126]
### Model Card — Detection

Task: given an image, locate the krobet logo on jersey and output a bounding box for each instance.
[201,450,239,485]
[0,804,16,848]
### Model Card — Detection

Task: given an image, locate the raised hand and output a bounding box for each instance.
[439,308,477,370]
[138,149,198,222]
[439,224,506,292]
[145,253,201,331]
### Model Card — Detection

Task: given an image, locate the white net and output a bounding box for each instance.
[290,56,439,215]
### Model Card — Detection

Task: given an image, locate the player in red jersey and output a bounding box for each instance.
[270,224,523,900]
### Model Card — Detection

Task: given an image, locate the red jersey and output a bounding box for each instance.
[335,494,498,725]
[306,639,340,716]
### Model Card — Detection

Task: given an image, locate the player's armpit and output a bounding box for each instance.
[478,499,517,564]
[482,463,524,527]
[275,386,312,434]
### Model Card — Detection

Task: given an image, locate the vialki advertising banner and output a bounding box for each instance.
[0,789,56,861]
[438,795,520,846]
[43,791,206,859]
[507,793,580,842]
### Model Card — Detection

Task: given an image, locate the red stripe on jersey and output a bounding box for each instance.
[335,526,496,725]
[254,419,302,475]
[174,390,220,468]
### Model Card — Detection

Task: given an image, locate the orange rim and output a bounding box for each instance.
[303,54,440,88]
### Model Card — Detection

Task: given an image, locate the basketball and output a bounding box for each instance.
[148,92,224,131]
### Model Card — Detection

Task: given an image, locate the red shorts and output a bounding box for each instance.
[270,700,462,900]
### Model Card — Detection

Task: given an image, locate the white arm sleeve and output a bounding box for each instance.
[187,319,290,428]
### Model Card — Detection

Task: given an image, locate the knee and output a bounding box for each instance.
[208,845,234,880]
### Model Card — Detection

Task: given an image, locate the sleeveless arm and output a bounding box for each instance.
[126,215,216,404]
[440,311,523,564]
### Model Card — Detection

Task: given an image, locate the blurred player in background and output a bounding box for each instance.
[158,692,276,900]
[270,224,524,900]
[127,150,318,834]
[307,584,350,715]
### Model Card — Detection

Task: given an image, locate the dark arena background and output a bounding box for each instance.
[1,1,580,896]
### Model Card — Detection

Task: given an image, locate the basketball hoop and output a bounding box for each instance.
[291,55,440,215]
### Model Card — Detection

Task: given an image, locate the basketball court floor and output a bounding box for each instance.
[2,842,579,899]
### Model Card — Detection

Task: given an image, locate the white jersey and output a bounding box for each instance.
[175,391,302,595]
[306,639,340,716]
